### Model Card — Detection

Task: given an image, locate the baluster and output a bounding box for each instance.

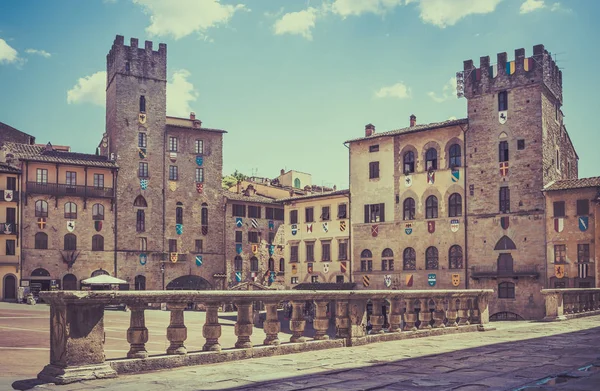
[403,299,417,331]
[432,298,446,328]
[234,301,253,349]
[313,300,330,340]
[203,301,222,351]
[335,300,350,339]
[564,294,574,314]
[476,293,493,331]
[263,301,280,345]
[418,298,432,329]
[457,299,470,326]
[166,303,187,355]
[446,298,458,327]
[388,297,403,332]
[127,304,149,358]
[470,298,480,323]
[370,299,385,334]
[289,300,307,343]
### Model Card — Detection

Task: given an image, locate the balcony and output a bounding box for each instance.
[0,223,18,235]
[26,182,114,199]
[0,190,19,202]
[470,265,540,280]
[160,253,188,262]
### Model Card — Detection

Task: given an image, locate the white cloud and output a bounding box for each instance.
[167,69,199,117]
[0,38,19,64]
[427,76,457,103]
[417,0,502,28]
[520,0,545,14]
[25,48,51,58]
[273,7,319,40]
[331,0,405,18]
[374,82,412,99]
[67,71,106,106]
[133,0,248,40]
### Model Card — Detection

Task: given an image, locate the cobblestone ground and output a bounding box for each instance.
[3,302,600,391]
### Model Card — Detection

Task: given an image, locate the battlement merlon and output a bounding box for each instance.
[106,35,167,86]
[462,44,562,103]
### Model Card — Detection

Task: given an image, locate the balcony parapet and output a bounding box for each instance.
[541,288,600,322]
[0,223,18,235]
[470,265,540,279]
[37,289,494,385]
[26,182,114,199]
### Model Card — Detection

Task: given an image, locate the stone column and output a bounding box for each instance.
[313,300,330,340]
[432,298,446,328]
[370,299,385,334]
[457,299,470,326]
[335,300,350,339]
[446,298,458,327]
[37,303,116,384]
[234,301,253,349]
[418,298,432,330]
[542,292,567,321]
[203,301,222,351]
[476,294,495,331]
[289,300,306,343]
[166,303,187,355]
[263,301,280,345]
[471,298,480,323]
[403,299,417,331]
[388,297,403,332]
[348,299,367,343]
[127,304,149,358]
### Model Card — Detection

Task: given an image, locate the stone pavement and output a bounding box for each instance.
[15,315,600,391]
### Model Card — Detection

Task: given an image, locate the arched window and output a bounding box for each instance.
[426,246,439,269]
[279,258,285,272]
[498,282,515,299]
[494,236,516,250]
[134,195,147,207]
[62,274,77,290]
[92,235,104,251]
[448,193,462,217]
[92,203,104,220]
[382,248,394,271]
[176,202,183,225]
[31,268,50,277]
[234,255,243,271]
[91,269,109,277]
[403,248,416,270]
[64,233,77,251]
[64,202,77,219]
[360,249,372,272]
[449,245,463,269]
[250,256,259,272]
[134,275,146,290]
[136,209,145,232]
[426,148,437,170]
[35,232,48,249]
[294,178,301,188]
[403,198,415,220]
[201,202,208,235]
[426,195,438,219]
[35,200,48,217]
[268,257,275,271]
[449,144,461,167]
[403,151,415,173]
[139,95,146,112]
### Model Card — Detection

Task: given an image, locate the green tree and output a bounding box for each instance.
[222,170,248,190]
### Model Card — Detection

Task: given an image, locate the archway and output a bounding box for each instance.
[30,268,52,294]
[166,275,212,290]
[490,312,524,321]
[134,275,146,290]
[62,274,77,291]
[91,269,110,277]
[3,275,16,300]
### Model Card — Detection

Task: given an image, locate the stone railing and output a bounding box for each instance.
[37,289,494,385]
[541,288,600,321]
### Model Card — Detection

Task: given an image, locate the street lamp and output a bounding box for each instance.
[160,263,165,290]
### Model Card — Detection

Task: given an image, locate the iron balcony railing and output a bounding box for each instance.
[0,223,18,235]
[26,182,114,199]
[470,265,540,279]
[0,190,19,201]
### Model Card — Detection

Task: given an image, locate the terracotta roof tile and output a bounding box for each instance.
[345,118,468,144]
[277,189,350,203]
[3,142,118,168]
[223,191,278,204]
[544,177,600,191]
[0,162,21,174]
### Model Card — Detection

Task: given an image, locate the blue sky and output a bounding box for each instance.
[1,0,598,188]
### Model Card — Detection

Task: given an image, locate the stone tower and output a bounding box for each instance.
[105,35,167,277]
[463,45,578,319]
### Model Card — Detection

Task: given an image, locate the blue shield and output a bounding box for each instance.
[579,216,589,232]
[269,271,276,283]
[405,223,412,235]
[268,220,274,231]
[235,271,242,282]
[140,179,148,190]
[269,245,275,255]
[428,274,436,287]
[195,255,203,266]
[176,224,183,235]
[291,224,298,236]
[196,156,203,166]
[235,217,243,228]
[236,243,243,254]
[139,253,147,266]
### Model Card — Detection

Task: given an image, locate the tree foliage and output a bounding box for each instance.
[222,170,248,190]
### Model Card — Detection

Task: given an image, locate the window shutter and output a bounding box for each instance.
[379,203,385,222]
[364,205,370,223]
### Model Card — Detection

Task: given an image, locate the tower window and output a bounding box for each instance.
[425,148,437,170]
[169,165,178,181]
[169,136,178,152]
[498,91,508,111]
[369,161,380,179]
[138,133,147,148]
[499,141,509,162]
[403,151,415,173]
[499,187,510,213]
[140,96,146,113]
[125,61,130,72]
[449,144,461,167]
[517,139,525,150]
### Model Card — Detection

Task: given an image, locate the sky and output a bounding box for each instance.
[1,0,599,189]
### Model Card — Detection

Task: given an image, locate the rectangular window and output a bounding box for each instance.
[291,277,298,284]
[306,243,314,262]
[195,140,203,154]
[290,245,299,262]
[498,91,508,111]
[499,187,510,213]
[235,231,243,243]
[499,141,509,162]
[338,240,348,260]
[361,260,366,272]
[6,177,16,191]
[93,174,104,188]
[321,206,330,221]
[248,231,259,243]
[290,210,298,224]
[336,275,344,284]
[169,239,177,253]
[36,168,48,184]
[577,199,589,216]
[6,208,16,224]
[169,165,178,181]
[136,209,145,232]
[553,201,565,217]
[554,281,566,288]
[369,145,379,152]
[5,239,16,256]
[168,136,178,152]
[517,139,525,150]
[265,207,274,219]
[305,207,314,223]
[65,171,77,186]
[578,244,590,263]
[273,208,284,221]
[138,162,149,178]
[248,206,261,218]
[338,203,347,219]
[364,203,385,223]
[139,95,146,112]
[138,132,147,148]
[369,161,380,179]
[321,241,331,261]
[139,237,147,251]
[311,276,319,283]
[195,168,204,183]
[195,239,203,253]
[232,204,246,217]
[554,244,566,263]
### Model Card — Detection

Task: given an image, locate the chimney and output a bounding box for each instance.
[410,114,416,127]
[280,169,285,175]
[45,142,53,152]
[365,123,375,137]
[236,180,241,194]
[190,112,196,120]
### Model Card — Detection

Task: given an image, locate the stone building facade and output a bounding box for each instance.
[0,162,20,300]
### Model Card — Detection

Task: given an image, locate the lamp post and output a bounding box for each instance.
[160,263,165,290]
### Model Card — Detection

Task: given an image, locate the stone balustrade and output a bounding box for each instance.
[37,289,494,385]
[541,288,600,321]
